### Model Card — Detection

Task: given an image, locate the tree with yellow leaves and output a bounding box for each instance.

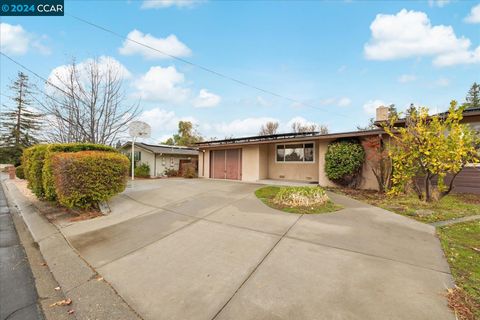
[383,101,479,202]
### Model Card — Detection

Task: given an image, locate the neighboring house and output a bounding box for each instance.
[119,142,198,177]
[197,106,480,193]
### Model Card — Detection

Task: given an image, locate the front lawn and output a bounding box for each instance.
[255,186,342,214]
[438,221,480,320]
[330,188,480,223]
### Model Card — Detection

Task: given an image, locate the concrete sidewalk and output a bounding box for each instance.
[0,183,43,320]
[1,176,141,320]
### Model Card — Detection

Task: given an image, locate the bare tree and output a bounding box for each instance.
[259,121,279,135]
[291,121,328,134]
[40,58,140,145]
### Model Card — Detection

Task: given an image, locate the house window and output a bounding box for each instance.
[127,151,141,161]
[276,142,315,162]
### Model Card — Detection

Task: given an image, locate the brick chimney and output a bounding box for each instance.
[375,105,389,122]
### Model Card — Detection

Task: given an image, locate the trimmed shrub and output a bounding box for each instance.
[164,168,178,177]
[182,164,197,179]
[51,151,129,209]
[325,139,365,187]
[43,143,118,201]
[15,165,25,179]
[134,163,150,178]
[273,186,329,207]
[23,145,48,198]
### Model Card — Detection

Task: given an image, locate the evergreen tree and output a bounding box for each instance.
[465,82,480,109]
[0,72,43,165]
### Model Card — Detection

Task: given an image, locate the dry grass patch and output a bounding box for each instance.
[255,186,342,214]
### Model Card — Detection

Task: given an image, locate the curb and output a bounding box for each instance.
[1,177,141,320]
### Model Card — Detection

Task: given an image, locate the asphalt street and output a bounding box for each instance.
[0,183,43,320]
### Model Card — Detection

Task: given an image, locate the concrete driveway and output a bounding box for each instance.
[59,179,454,320]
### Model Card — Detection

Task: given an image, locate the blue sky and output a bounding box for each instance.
[1,0,479,143]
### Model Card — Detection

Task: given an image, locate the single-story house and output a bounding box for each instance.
[120,142,198,177]
[196,106,480,193]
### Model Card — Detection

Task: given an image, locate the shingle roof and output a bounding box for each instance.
[121,142,198,156]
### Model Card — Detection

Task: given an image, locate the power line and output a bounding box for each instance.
[0,51,91,108]
[67,13,350,119]
[1,52,69,97]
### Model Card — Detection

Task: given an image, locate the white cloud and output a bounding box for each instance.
[398,74,416,83]
[433,47,480,66]
[31,35,51,55]
[465,4,480,24]
[428,0,450,8]
[141,0,203,9]
[285,116,317,130]
[48,56,130,93]
[132,66,190,103]
[138,107,195,131]
[119,29,191,60]
[364,9,480,67]
[136,107,197,140]
[363,99,387,115]
[435,77,450,87]
[193,89,221,108]
[337,97,352,107]
[0,23,50,56]
[210,117,278,137]
[1,23,29,55]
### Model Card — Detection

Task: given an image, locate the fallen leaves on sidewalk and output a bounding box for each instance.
[49,298,72,307]
[54,286,60,291]
[446,287,479,320]
[67,309,74,315]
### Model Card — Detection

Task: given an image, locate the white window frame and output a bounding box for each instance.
[275,141,315,163]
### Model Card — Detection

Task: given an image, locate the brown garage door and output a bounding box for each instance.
[210,149,242,180]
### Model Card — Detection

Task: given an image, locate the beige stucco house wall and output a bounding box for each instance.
[198,132,385,191]
[266,141,319,182]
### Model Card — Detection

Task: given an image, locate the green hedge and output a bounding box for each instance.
[23,145,48,198]
[42,143,118,201]
[325,140,365,187]
[15,165,25,179]
[52,151,129,209]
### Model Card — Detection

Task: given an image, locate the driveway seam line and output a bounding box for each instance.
[211,213,304,320]
[284,235,451,275]
[95,216,201,269]
[97,193,255,268]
